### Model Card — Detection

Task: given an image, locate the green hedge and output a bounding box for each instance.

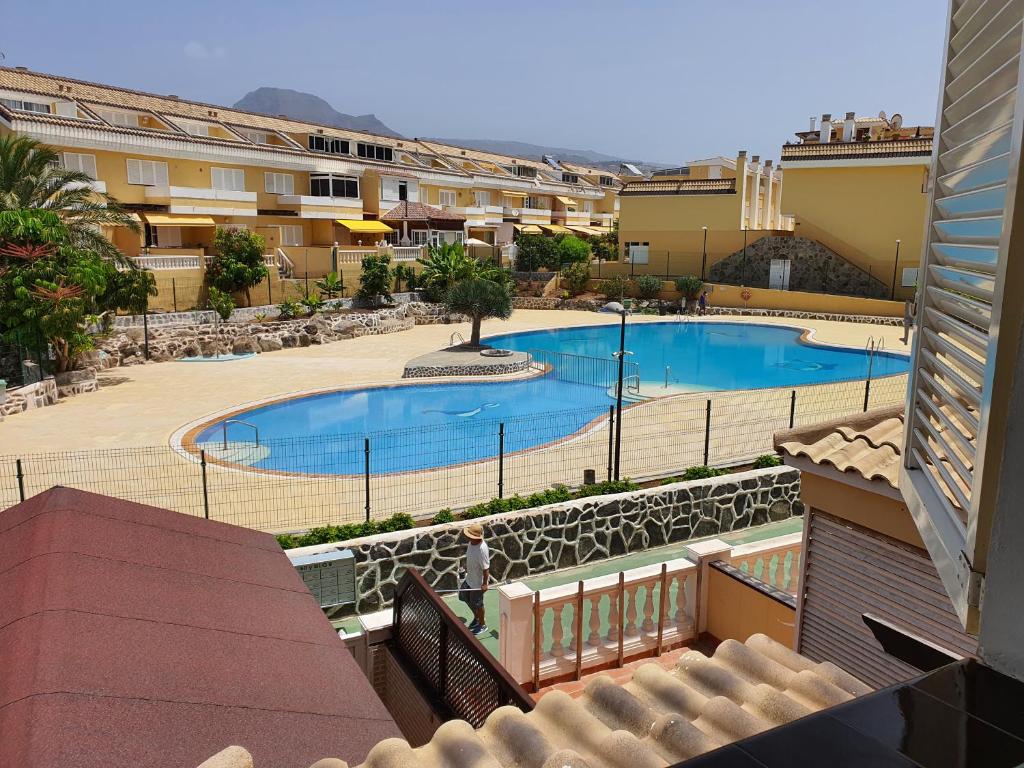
[659,465,727,484]
[275,513,415,550]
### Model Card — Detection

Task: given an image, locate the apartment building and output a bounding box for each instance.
[615,150,791,277]
[780,112,933,300]
[0,66,620,280]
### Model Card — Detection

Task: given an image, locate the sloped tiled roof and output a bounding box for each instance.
[781,138,933,162]
[620,178,737,196]
[774,405,904,488]
[381,200,465,223]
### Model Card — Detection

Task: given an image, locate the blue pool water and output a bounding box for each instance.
[194,322,908,474]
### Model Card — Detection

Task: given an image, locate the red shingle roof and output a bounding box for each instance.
[381,200,465,223]
[0,487,399,768]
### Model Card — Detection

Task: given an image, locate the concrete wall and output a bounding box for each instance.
[706,566,795,647]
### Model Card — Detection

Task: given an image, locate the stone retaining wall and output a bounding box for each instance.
[705,306,903,326]
[402,357,533,379]
[291,466,801,614]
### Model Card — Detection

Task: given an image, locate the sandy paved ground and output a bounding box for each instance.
[0,311,911,530]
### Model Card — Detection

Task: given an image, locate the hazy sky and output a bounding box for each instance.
[2,0,946,164]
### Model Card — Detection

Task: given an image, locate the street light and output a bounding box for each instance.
[701,226,708,281]
[603,302,633,480]
[890,239,902,300]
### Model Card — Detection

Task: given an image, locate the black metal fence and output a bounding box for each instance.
[0,374,907,532]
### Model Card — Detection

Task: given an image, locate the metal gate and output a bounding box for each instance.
[768,258,791,290]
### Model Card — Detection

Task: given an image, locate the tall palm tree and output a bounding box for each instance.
[0,134,138,261]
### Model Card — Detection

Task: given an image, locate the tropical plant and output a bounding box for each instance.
[561,261,591,296]
[513,234,558,271]
[0,209,120,373]
[356,253,393,305]
[277,298,302,320]
[0,135,139,261]
[752,454,783,469]
[555,235,591,266]
[300,290,324,315]
[394,263,415,293]
[597,275,629,301]
[103,266,157,316]
[634,274,663,300]
[207,286,235,321]
[444,277,513,346]
[417,242,507,301]
[315,271,345,299]
[207,228,268,307]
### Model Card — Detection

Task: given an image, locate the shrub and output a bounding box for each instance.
[752,453,782,469]
[514,234,558,271]
[598,275,630,300]
[300,291,324,315]
[574,479,640,498]
[634,274,663,299]
[431,508,455,525]
[394,263,415,292]
[274,512,416,550]
[208,228,268,307]
[556,235,591,266]
[356,253,394,304]
[315,271,345,299]
[561,261,591,296]
[277,298,302,320]
[660,466,727,484]
[674,275,704,300]
[207,286,235,321]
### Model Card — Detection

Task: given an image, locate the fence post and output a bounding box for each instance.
[789,389,797,429]
[15,458,25,503]
[142,295,150,360]
[200,449,210,519]
[172,277,178,313]
[606,405,615,482]
[267,276,273,306]
[863,378,871,412]
[497,422,505,499]
[364,437,371,522]
[703,399,712,466]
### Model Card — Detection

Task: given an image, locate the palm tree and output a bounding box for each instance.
[444,277,513,347]
[0,135,139,261]
[417,241,507,300]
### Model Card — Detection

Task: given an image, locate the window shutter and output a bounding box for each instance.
[382,177,399,200]
[126,158,141,185]
[901,0,1024,632]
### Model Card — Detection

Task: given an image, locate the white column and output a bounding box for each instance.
[686,538,733,634]
[498,582,536,684]
[762,161,774,231]
[750,156,762,230]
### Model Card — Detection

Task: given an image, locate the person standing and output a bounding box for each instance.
[698,290,708,316]
[460,523,490,635]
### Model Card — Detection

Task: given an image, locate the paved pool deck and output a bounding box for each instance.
[334,516,803,658]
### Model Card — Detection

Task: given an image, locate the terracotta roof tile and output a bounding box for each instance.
[781,138,933,162]
[380,201,465,223]
[620,178,737,196]
[774,405,904,488]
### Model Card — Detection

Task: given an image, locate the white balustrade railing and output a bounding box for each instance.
[390,246,423,262]
[332,248,381,265]
[132,255,202,270]
[726,532,802,594]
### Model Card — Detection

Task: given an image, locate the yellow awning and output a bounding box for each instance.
[142,213,216,227]
[556,196,578,207]
[567,225,596,235]
[541,224,573,234]
[514,224,544,234]
[500,190,528,198]
[335,219,394,234]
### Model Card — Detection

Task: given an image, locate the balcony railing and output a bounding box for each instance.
[130,254,203,270]
[143,185,257,203]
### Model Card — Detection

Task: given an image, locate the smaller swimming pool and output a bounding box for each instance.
[179,352,256,363]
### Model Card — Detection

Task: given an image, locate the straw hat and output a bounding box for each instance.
[463,523,484,541]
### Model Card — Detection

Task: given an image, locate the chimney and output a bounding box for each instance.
[843,111,856,142]
[809,116,817,133]
[819,114,832,143]
[751,155,761,165]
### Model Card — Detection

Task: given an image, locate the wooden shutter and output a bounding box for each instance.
[797,511,975,690]
[902,0,1024,632]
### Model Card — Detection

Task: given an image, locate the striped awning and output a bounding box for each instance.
[541,224,573,235]
[500,190,528,198]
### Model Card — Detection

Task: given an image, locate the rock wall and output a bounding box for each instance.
[708,236,889,298]
[306,466,802,614]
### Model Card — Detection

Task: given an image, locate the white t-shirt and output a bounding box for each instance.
[465,542,490,589]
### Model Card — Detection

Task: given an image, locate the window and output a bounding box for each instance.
[178,121,209,136]
[356,142,394,162]
[398,181,408,201]
[264,172,294,195]
[244,130,269,144]
[308,134,350,155]
[211,167,245,192]
[126,158,168,186]
[625,242,649,264]
[280,225,303,246]
[473,190,490,207]
[599,175,615,187]
[901,267,920,288]
[152,226,181,247]
[526,196,548,210]
[62,152,97,180]
[561,172,579,184]
[438,190,457,207]
[310,174,359,198]
[411,230,429,246]
[507,165,537,178]
[381,177,416,202]
[0,97,50,114]
[97,109,139,127]
[454,231,464,244]
[583,200,594,213]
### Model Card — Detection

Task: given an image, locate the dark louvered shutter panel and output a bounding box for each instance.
[797,510,976,689]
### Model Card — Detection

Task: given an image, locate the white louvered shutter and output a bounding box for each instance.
[901,0,1024,633]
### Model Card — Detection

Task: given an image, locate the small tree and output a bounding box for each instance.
[561,261,591,296]
[591,221,619,262]
[208,228,268,307]
[514,234,558,271]
[674,275,704,313]
[315,271,344,299]
[301,291,324,315]
[634,274,663,300]
[104,267,157,316]
[208,286,235,321]
[556,235,591,267]
[597,275,629,301]
[444,277,513,347]
[356,253,394,305]
[394,263,415,293]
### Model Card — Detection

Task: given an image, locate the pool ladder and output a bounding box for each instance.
[219,419,260,450]
[449,331,467,347]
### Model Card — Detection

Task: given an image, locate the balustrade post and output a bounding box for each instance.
[497,582,535,686]
[616,572,625,666]
[656,563,668,656]
[685,538,732,635]
[574,581,584,681]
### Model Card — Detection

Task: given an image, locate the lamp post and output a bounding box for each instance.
[604,302,632,481]
[890,239,901,300]
[701,226,708,281]
[742,227,748,285]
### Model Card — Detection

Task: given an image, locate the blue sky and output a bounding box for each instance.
[2,0,946,164]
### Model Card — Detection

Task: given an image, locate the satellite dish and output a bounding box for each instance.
[891,113,904,130]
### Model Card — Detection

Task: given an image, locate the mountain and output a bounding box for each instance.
[425,138,663,172]
[233,87,402,137]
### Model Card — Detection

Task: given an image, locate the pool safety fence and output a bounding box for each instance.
[0,374,907,532]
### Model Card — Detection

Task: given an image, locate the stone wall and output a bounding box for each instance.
[294,466,802,614]
[706,306,903,326]
[708,236,889,298]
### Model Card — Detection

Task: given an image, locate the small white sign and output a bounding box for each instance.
[289,549,357,608]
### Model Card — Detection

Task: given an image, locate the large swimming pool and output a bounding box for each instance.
[191,321,908,474]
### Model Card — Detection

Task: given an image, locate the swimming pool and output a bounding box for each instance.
[189,321,908,474]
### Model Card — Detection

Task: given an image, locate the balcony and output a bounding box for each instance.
[127,249,205,271]
[67,179,107,195]
[505,207,552,225]
[144,185,257,216]
[276,194,363,219]
[445,205,504,226]
[551,208,592,226]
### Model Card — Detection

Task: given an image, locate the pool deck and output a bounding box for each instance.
[1,310,909,454]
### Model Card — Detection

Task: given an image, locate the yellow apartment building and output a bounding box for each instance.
[0,65,620,301]
[614,151,791,278]
[780,112,933,300]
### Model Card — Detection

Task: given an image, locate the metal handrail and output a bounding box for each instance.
[449,331,467,347]
[220,419,260,450]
